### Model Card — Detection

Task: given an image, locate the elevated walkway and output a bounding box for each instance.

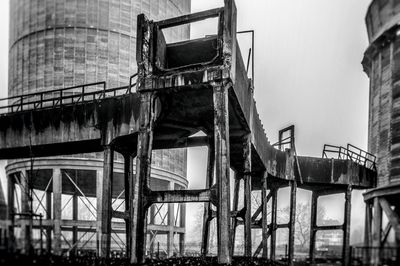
[0,1,376,265]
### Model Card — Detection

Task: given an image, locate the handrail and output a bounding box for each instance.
[0,74,138,115]
[322,143,376,170]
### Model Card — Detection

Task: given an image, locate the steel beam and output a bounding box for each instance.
[179,203,186,255]
[148,189,211,204]
[20,170,30,254]
[213,81,231,264]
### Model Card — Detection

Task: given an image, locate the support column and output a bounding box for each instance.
[124,154,133,257]
[309,191,318,265]
[288,180,297,265]
[201,142,214,256]
[167,182,175,257]
[372,197,382,266]
[7,175,15,252]
[131,92,154,263]
[243,135,252,257]
[46,190,52,253]
[71,173,78,256]
[261,173,268,258]
[343,186,352,266]
[364,201,372,264]
[53,168,62,255]
[179,203,186,256]
[213,82,231,264]
[149,205,155,256]
[230,173,240,257]
[270,188,277,261]
[97,146,114,257]
[20,170,30,254]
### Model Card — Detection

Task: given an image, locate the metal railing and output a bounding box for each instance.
[322,143,376,170]
[0,73,137,115]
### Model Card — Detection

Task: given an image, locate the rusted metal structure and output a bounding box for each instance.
[0,0,376,265]
[361,0,400,265]
[5,0,190,257]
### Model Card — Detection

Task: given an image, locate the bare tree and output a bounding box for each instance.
[281,202,326,246]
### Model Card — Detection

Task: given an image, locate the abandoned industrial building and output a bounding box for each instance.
[0,0,398,265]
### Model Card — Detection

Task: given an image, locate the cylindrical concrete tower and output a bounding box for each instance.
[362,0,400,264]
[6,0,190,257]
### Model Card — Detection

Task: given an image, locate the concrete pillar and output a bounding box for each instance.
[53,168,62,255]
[201,142,214,256]
[124,154,133,257]
[261,173,268,258]
[230,173,240,257]
[270,188,278,261]
[167,182,175,257]
[20,170,31,254]
[343,186,352,266]
[288,180,297,266]
[213,82,231,264]
[372,197,382,266]
[46,190,52,252]
[309,191,318,264]
[7,175,15,252]
[243,135,252,257]
[364,202,372,264]
[131,91,154,263]
[97,146,114,257]
[179,203,186,256]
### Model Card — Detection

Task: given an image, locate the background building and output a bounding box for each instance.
[6,0,190,257]
[362,0,400,264]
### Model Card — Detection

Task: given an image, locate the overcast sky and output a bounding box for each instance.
[0,0,372,245]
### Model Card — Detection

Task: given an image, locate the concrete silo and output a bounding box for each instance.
[362,0,400,264]
[6,0,190,257]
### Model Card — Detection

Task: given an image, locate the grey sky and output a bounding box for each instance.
[0,0,372,245]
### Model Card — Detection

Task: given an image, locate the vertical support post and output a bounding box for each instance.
[343,186,352,266]
[213,81,231,264]
[230,173,240,257]
[243,135,252,257]
[371,197,382,266]
[201,141,214,256]
[7,175,15,252]
[167,182,175,257]
[261,172,268,258]
[270,188,278,261]
[53,168,62,256]
[97,146,114,257]
[131,92,154,263]
[288,180,297,266]
[71,172,78,256]
[46,190,52,252]
[20,170,30,254]
[124,154,133,257]
[149,205,155,257]
[364,201,372,264]
[179,203,186,256]
[309,191,318,265]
